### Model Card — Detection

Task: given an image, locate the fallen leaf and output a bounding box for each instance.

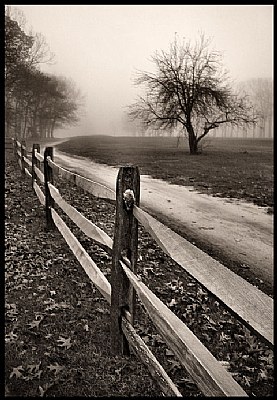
[10,366,24,379]
[168,359,182,371]
[167,299,178,307]
[47,362,65,375]
[95,307,109,314]
[26,362,41,374]
[76,282,87,288]
[141,335,150,344]
[219,332,231,342]
[242,375,251,387]
[152,334,165,344]
[218,360,230,370]
[45,334,53,339]
[28,319,42,329]
[257,369,268,381]
[5,331,18,343]
[115,364,126,375]
[38,381,57,397]
[197,287,208,298]
[45,301,72,311]
[22,370,42,381]
[57,336,73,349]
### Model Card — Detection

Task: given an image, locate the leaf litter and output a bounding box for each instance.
[5,152,273,397]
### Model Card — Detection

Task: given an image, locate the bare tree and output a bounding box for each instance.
[45,76,84,137]
[240,78,273,138]
[5,8,55,137]
[129,34,257,154]
[28,31,55,66]
[5,5,26,29]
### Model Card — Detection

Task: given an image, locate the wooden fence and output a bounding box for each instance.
[11,137,273,397]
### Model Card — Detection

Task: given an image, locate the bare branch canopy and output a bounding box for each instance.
[128,34,257,154]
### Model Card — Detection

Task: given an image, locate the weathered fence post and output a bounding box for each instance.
[32,144,40,187]
[110,165,140,355]
[21,140,26,175]
[44,147,54,230]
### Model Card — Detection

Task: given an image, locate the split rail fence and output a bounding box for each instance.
[11,138,273,397]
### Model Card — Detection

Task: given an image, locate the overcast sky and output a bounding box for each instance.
[10,5,273,137]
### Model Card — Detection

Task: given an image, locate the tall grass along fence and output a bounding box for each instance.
[11,138,273,397]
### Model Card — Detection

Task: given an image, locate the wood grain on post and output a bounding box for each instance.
[21,141,26,175]
[44,147,54,230]
[110,166,140,355]
[31,144,40,187]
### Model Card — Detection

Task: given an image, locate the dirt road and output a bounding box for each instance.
[48,145,273,291]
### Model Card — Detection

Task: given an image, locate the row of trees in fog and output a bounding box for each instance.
[126,35,273,154]
[5,7,83,139]
[238,77,273,139]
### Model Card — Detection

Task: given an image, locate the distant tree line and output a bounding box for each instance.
[125,76,273,140]
[239,77,273,139]
[5,7,83,139]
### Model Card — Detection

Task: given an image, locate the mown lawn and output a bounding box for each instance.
[57,135,274,210]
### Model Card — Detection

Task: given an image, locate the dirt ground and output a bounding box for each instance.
[48,146,273,295]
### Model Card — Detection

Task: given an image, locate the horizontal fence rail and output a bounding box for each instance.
[24,167,32,178]
[48,183,113,251]
[121,262,247,397]
[34,149,44,162]
[50,207,111,303]
[121,316,182,397]
[133,206,273,346]
[23,156,32,168]
[47,157,116,201]
[33,181,45,206]
[11,137,274,397]
[34,165,45,183]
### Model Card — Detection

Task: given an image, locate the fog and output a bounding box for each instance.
[12,5,273,138]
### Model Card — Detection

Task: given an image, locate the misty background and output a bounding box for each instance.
[7,5,273,138]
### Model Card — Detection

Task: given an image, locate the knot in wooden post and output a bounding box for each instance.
[123,189,135,211]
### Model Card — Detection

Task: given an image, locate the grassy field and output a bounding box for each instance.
[57,135,274,210]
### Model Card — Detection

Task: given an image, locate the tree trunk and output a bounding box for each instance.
[268,115,272,138]
[50,117,56,138]
[259,117,265,138]
[187,125,198,154]
[15,99,20,138]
